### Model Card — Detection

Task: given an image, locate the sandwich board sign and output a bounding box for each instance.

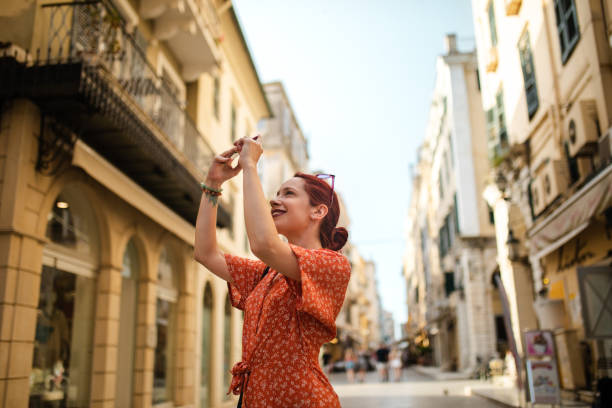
[526,360,560,404]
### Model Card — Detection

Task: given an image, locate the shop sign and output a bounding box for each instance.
[526,360,561,404]
[524,330,555,358]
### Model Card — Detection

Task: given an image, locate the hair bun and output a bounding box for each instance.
[329,227,348,251]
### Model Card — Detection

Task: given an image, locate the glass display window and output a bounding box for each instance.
[30,265,95,407]
[153,246,178,406]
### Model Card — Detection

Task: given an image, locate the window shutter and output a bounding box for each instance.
[518,30,539,119]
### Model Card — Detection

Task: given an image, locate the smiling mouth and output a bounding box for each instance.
[271,209,286,218]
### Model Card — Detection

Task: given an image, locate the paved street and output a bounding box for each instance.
[329,368,502,408]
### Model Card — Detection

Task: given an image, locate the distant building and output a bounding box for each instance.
[403,34,500,373]
[381,311,396,343]
[258,81,309,199]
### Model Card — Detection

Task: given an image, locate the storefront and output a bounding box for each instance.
[529,163,612,394]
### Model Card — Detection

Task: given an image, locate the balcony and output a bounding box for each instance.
[505,0,522,16]
[0,0,231,227]
[486,46,499,73]
[140,0,221,81]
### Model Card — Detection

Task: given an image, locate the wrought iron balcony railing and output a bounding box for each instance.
[38,0,214,173]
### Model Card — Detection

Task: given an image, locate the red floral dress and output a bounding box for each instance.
[225,244,351,408]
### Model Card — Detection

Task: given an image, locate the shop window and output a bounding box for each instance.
[554,0,580,64]
[117,239,139,407]
[223,294,232,400]
[153,246,178,405]
[518,30,539,119]
[201,283,213,408]
[31,186,98,407]
[30,266,96,407]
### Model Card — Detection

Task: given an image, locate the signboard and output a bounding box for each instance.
[526,360,561,404]
[524,330,555,358]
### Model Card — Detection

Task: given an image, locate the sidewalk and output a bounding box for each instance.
[413,365,473,380]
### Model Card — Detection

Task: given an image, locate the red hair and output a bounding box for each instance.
[294,173,348,251]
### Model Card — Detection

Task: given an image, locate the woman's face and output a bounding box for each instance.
[269,177,313,236]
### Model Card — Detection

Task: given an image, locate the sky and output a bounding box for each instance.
[232,0,476,337]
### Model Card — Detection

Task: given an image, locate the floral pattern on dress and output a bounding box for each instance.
[224,244,351,408]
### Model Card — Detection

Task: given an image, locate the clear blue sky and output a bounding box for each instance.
[233,0,476,337]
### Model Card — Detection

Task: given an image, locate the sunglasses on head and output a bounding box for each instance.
[316,174,336,207]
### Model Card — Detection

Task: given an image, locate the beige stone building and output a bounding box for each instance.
[258,81,309,200]
[0,0,271,407]
[472,0,612,403]
[403,35,501,373]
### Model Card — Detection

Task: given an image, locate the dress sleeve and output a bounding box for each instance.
[224,253,266,310]
[288,244,351,338]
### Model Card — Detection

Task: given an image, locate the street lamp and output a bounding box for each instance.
[506,229,527,263]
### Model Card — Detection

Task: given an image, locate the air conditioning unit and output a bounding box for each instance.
[565,100,599,157]
[531,160,568,216]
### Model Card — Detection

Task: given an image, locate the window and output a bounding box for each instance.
[487,204,496,225]
[486,89,509,161]
[488,0,498,46]
[453,194,460,233]
[518,30,539,119]
[230,104,237,141]
[213,76,220,120]
[200,283,213,408]
[31,187,98,408]
[444,272,456,297]
[153,246,177,405]
[554,0,580,63]
[223,295,232,400]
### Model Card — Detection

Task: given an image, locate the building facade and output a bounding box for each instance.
[0,0,270,407]
[257,81,309,200]
[404,35,500,373]
[472,0,612,402]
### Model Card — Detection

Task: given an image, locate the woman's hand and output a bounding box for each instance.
[205,146,242,188]
[234,135,263,169]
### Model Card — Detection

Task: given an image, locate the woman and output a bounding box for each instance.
[389,347,402,382]
[194,136,350,407]
[344,348,356,383]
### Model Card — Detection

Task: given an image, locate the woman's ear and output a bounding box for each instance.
[310,204,329,221]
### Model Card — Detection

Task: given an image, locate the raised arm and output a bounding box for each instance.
[236,137,301,281]
[194,147,241,282]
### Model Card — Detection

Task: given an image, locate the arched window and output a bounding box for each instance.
[31,185,98,408]
[200,283,213,408]
[223,294,232,399]
[117,239,139,407]
[153,246,178,405]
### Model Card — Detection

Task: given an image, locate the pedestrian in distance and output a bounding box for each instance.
[344,348,356,383]
[375,343,390,382]
[194,135,350,408]
[356,347,369,383]
[389,347,402,382]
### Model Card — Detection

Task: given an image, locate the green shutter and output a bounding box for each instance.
[518,30,539,119]
[488,1,498,46]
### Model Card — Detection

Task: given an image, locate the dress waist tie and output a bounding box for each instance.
[228,361,251,396]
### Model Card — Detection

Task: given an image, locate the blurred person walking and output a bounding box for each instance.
[375,343,390,382]
[389,347,402,382]
[344,348,356,383]
[194,136,350,407]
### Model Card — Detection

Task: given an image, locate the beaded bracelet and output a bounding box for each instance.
[200,182,222,206]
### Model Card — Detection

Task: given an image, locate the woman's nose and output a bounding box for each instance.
[270,197,280,207]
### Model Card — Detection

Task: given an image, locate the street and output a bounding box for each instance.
[329,368,501,408]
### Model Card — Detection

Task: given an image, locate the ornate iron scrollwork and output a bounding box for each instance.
[36,114,78,175]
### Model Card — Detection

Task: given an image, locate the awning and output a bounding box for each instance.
[528,163,612,259]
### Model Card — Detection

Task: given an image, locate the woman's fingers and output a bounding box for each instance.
[220,146,239,158]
